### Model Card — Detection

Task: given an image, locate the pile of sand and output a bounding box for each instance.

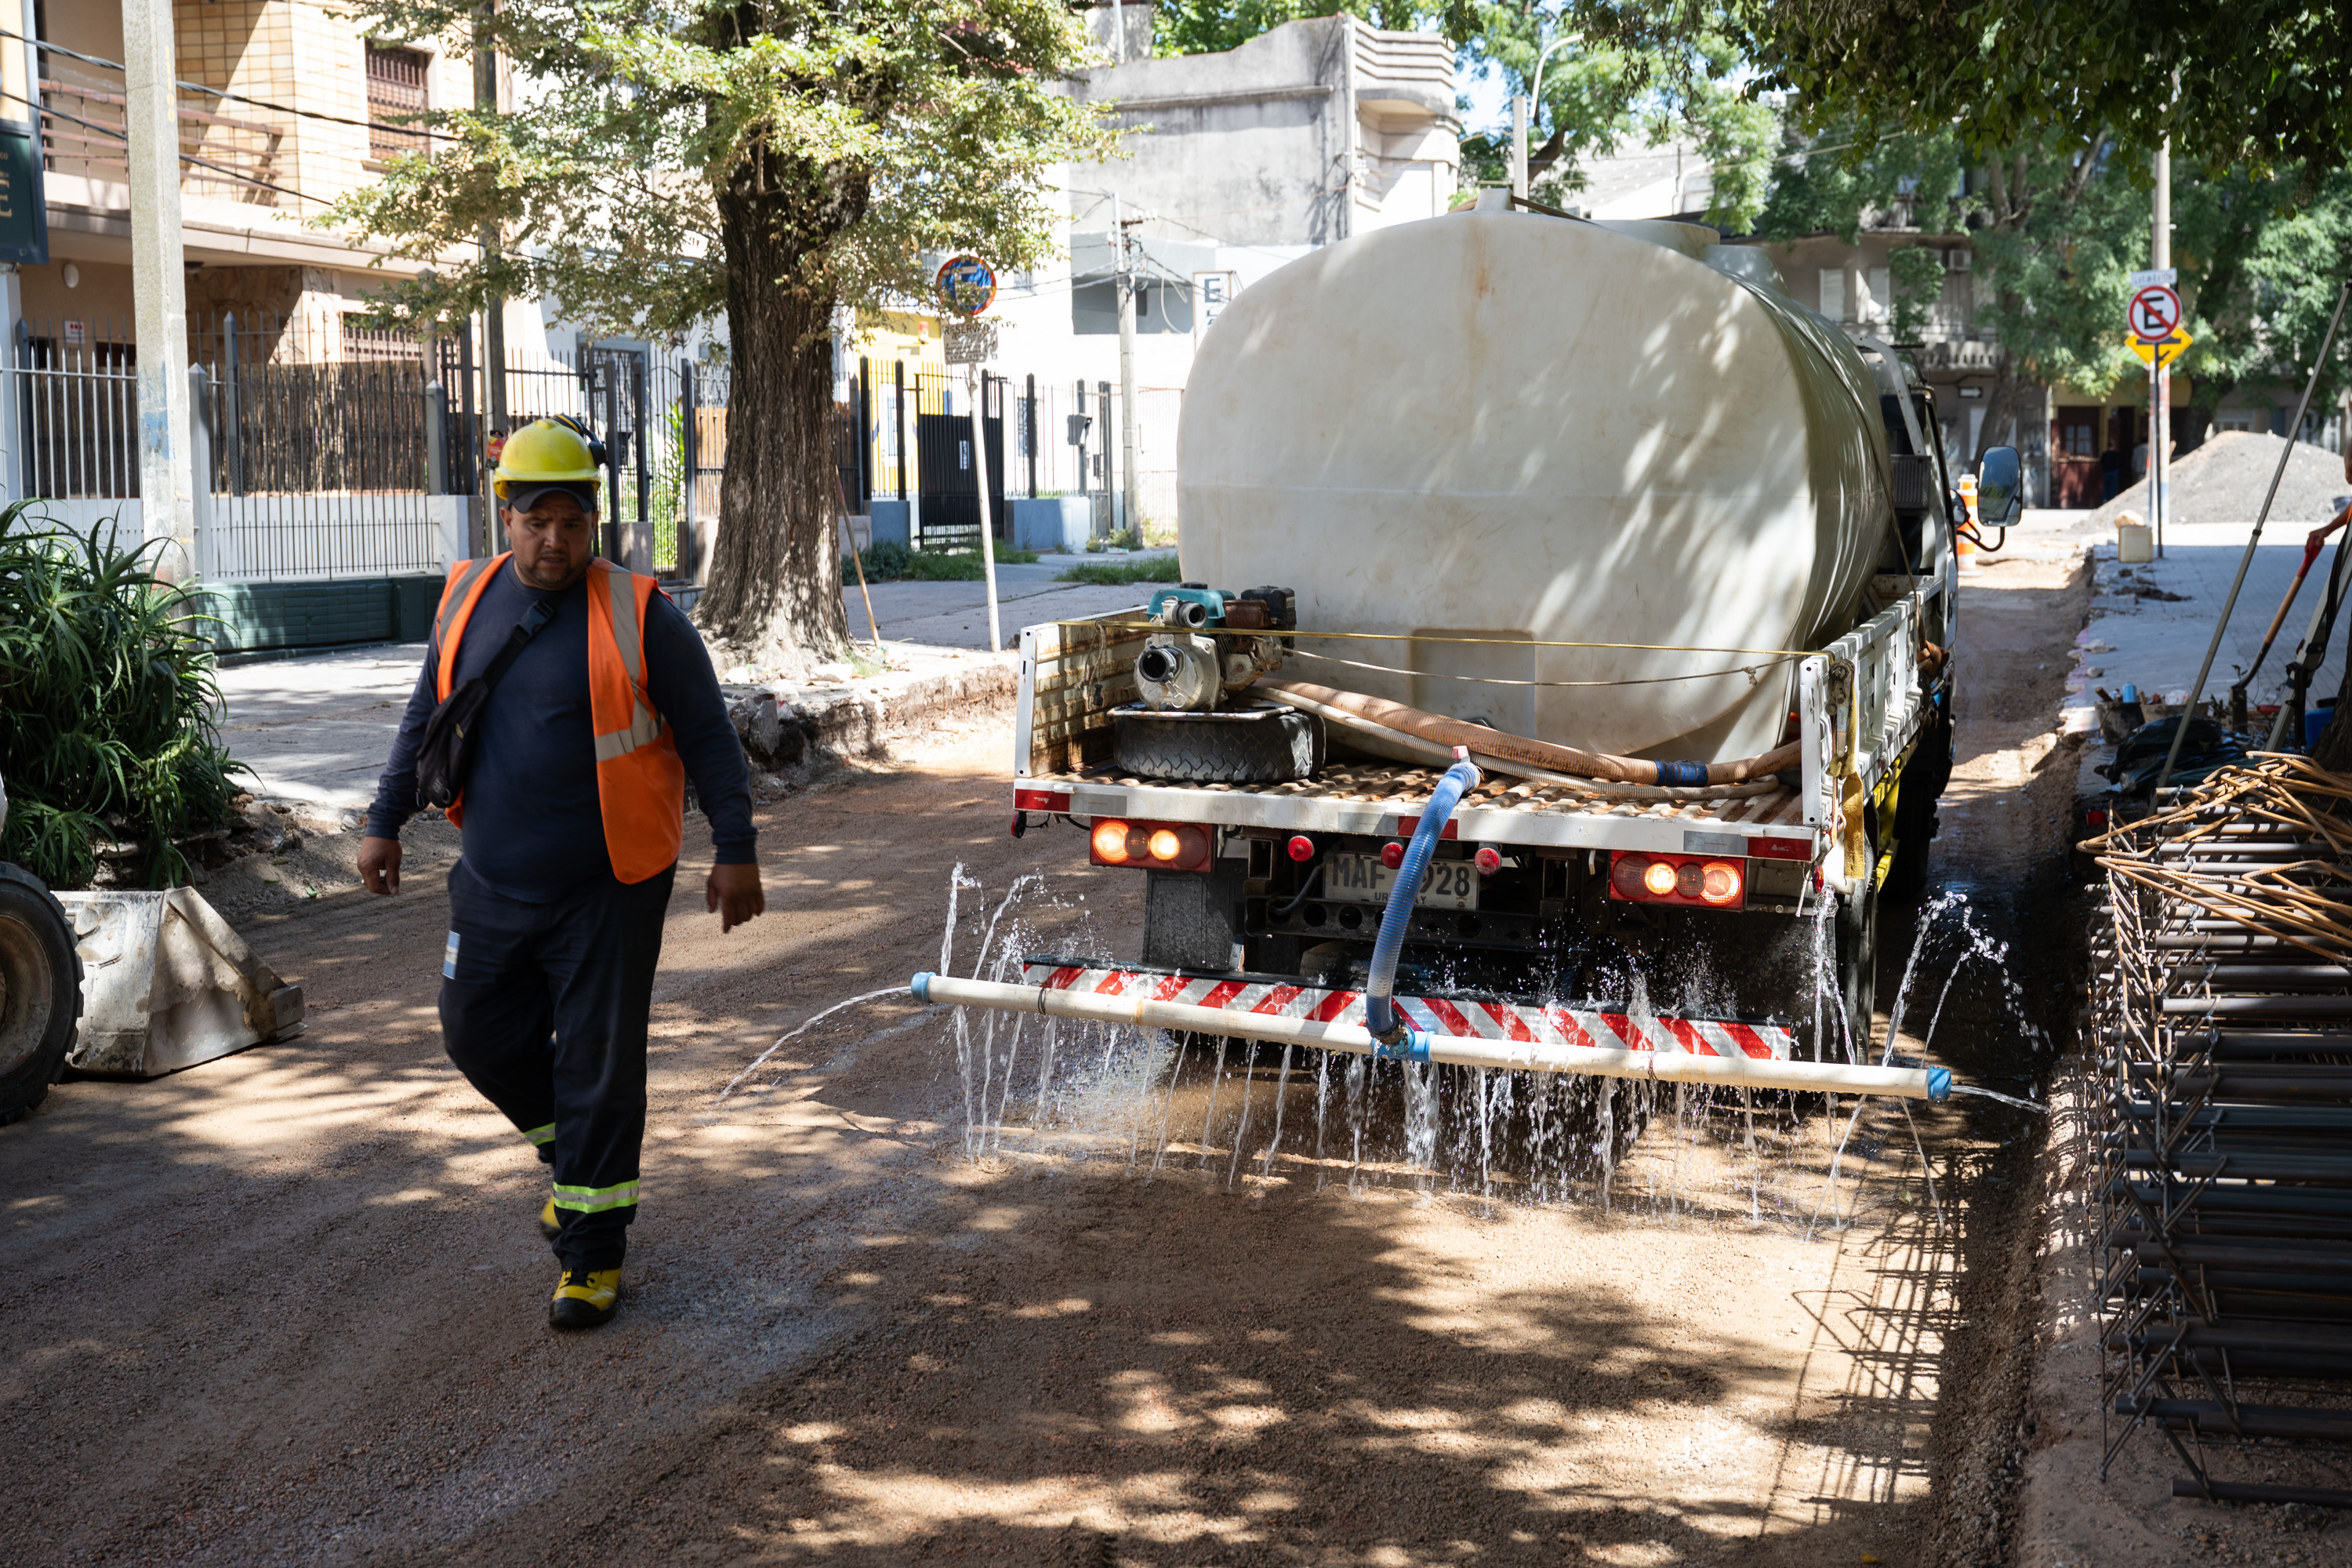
[2074,430,2349,531]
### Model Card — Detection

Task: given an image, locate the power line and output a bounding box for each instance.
[4,26,463,144]
[0,85,320,206]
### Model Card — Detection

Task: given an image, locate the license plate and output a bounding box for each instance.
[1322,853,1479,911]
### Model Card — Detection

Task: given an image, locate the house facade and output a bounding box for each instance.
[955,7,1460,537]
[28,0,489,363]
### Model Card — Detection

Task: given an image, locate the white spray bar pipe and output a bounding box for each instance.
[909,972,1951,1102]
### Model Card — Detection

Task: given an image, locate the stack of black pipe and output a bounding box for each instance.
[2100,817,2352,1508]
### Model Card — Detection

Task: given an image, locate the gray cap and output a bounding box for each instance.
[501,481,601,517]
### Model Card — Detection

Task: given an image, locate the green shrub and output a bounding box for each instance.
[848,543,1040,582]
[852,540,918,580]
[1054,557,1185,586]
[0,510,246,888]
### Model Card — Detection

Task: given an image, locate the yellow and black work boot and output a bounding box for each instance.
[539,1196,561,1244]
[549,1266,621,1330]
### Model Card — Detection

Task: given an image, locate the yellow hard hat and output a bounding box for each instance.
[493,416,604,508]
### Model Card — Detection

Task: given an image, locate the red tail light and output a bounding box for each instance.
[1287,835,1316,862]
[1088,818,1213,873]
[1091,820,1134,864]
[1608,851,1746,909]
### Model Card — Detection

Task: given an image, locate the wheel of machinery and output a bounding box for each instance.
[1835,878,1878,1059]
[1112,710,1325,785]
[1886,707,1953,902]
[0,862,82,1127]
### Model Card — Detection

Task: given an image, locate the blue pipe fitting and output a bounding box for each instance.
[1365,758,1482,1041]
[911,971,935,1003]
[1366,1030,1437,1063]
[1928,1066,1951,1103]
[1654,760,1709,787]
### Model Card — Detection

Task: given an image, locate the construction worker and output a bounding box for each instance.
[357,416,762,1331]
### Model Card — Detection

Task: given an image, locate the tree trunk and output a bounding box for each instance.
[692,180,851,672]
[1974,359,2029,464]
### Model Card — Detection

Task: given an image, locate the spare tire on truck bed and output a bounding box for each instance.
[1112,709,1324,784]
[0,862,83,1126]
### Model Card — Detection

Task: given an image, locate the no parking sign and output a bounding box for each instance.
[2130,284,2183,343]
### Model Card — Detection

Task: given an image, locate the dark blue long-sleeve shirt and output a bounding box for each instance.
[366,564,756,902]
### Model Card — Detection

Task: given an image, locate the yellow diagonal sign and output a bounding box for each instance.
[2130,329,2193,368]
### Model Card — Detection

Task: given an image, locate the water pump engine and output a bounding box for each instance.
[1132,585,1296,711]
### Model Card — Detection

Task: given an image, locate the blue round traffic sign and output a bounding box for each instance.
[936,255,996,318]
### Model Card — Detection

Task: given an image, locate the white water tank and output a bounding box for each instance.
[1177,209,1895,762]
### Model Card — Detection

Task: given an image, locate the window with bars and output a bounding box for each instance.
[2055,406,2100,459]
[365,42,429,159]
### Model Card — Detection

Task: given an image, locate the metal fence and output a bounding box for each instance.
[5,309,1120,583]
[848,358,1128,548]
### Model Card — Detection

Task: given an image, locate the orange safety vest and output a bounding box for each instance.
[430,554,685,884]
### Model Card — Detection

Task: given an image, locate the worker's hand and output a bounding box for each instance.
[358,835,401,896]
[707,862,764,933]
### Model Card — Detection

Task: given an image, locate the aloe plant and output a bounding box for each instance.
[0,506,245,888]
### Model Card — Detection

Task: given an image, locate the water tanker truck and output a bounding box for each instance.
[958,201,2020,1088]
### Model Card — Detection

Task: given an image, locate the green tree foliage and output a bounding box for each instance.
[0,513,245,890]
[326,0,1116,668]
[1466,4,1777,232]
[1755,120,2352,452]
[2171,165,2352,426]
[1570,0,2352,170]
[1755,123,2143,454]
[1157,0,1450,56]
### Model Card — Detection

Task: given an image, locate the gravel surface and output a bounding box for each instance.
[2074,431,2350,534]
[3,579,2085,1565]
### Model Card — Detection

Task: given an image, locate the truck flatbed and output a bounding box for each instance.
[1014,761,1815,861]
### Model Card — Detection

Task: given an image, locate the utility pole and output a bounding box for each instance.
[2152,133,2171,561]
[969,364,1000,651]
[475,4,507,499]
[123,0,196,579]
[1115,195,1142,540]
[1510,94,1528,200]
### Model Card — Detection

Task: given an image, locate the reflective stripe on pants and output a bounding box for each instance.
[439,860,674,1271]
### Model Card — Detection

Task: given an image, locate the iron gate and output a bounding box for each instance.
[913,371,1005,551]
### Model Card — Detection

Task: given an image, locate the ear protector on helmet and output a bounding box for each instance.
[543,412,610,469]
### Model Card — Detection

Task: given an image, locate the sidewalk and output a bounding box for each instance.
[216,551,1171,811]
[838,549,1168,650]
[214,647,428,815]
[2057,517,2350,737]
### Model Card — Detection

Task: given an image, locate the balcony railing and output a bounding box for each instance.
[39,69,292,209]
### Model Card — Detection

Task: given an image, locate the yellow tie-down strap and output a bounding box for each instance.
[1841,733,1917,890]
[1839,767,1871,886]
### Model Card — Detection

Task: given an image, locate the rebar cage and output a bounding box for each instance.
[2091,755,2352,1508]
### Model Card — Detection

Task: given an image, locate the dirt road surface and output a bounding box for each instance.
[5,541,2091,1567]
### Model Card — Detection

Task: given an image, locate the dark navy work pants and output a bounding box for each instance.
[439,860,675,1271]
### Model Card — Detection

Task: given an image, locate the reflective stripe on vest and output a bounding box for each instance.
[431,554,503,705]
[591,564,666,764]
[428,554,686,884]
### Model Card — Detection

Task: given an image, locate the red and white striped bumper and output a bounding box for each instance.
[1021,961,1794,1060]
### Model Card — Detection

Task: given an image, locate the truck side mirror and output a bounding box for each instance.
[1976,445,2023,525]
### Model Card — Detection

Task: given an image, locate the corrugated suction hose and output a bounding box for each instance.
[1364,755,1482,1042]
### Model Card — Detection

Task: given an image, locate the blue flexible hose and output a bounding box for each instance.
[1364,757,1482,1041]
